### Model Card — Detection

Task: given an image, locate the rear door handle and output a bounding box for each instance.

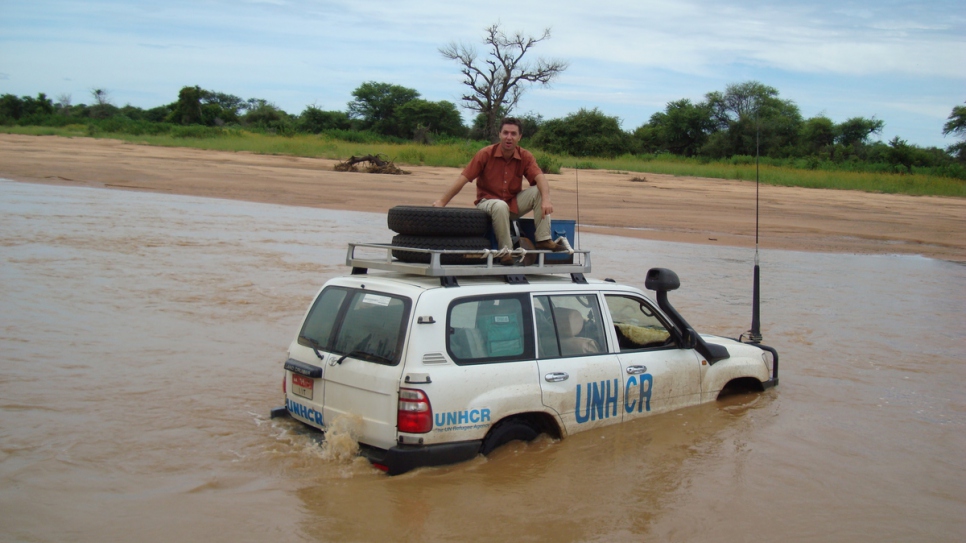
[545,372,569,382]
[626,365,648,375]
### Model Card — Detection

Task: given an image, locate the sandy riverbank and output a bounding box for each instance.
[2,133,963,261]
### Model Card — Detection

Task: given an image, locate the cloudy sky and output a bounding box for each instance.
[2,0,964,148]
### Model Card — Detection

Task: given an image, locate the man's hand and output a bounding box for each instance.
[542,200,554,217]
[434,175,470,208]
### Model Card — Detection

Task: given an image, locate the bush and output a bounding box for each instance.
[533,152,561,174]
[533,108,633,158]
[298,107,351,134]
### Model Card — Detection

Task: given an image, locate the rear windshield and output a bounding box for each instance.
[298,286,411,366]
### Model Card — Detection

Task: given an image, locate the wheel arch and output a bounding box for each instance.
[716,376,765,399]
[481,410,564,444]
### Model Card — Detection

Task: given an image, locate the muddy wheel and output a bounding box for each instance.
[387,206,490,237]
[480,419,540,455]
[391,234,490,265]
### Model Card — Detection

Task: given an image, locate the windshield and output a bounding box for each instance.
[299,287,411,366]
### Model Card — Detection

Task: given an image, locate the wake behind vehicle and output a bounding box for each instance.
[272,210,778,475]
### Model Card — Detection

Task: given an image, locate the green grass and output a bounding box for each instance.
[578,154,966,197]
[4,126,964,197]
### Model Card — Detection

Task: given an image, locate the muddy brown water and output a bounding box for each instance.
[1,179,963,542]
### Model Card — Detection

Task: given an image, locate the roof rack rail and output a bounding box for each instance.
[346,242,592,278]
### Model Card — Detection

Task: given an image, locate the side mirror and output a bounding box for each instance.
[645,268,680,292]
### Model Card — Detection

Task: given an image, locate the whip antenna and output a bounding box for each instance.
[747,103,763,344]
[574,163,581,251]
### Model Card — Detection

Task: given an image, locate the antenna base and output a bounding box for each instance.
[741,330,763,344]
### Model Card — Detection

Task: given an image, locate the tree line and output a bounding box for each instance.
[2,20,963,179]
[2,81,963,178]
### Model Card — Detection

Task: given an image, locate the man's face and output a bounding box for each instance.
[499,124,522,154]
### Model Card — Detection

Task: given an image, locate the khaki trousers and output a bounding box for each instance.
[477,185,552,250]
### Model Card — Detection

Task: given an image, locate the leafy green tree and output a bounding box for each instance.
[242,101,292,133]
[886,136,914,171]
[298,106,351,133]
[440,23,568,142]
[643,99,714,156]
[168,86,205,125]
[799,116,836,155]
[167,86,245,126]
[0,94,24,122]
[532,108,632,157]
[836,117,884,147]
[517,112,544,141]
[704,81,802,157]
[395,99,466,140]
[204,92,246,116]
[942,102,966,160]
[144,105,173,123]
[631,124,662,154]
[0,93,55,122]
[347,81,420,137]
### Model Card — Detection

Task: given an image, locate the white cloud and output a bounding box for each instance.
[1,0,963,146]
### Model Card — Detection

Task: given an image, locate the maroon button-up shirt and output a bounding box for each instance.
[461,143,543,214]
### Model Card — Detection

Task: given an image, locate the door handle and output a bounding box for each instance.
[625,365,648,375]
[545,372,569,382]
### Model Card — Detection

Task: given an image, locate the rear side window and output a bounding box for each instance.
[298,287,411,365]
[447,294,534,364]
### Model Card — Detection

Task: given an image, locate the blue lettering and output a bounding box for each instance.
[575,384,591,423]
[638,374,652,413]
[433,409,493,428]
[625,375,638,413]
[591,381,604,421]
[606,378,618,418]
[287,399,324,425]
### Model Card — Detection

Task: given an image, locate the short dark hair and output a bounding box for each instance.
[500,117,523,135]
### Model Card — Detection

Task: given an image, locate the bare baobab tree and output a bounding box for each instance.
[440,23,568,142]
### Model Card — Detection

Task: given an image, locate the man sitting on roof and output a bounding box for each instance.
[432,117,565,266]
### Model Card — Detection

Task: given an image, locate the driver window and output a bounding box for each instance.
[604,295,673,351]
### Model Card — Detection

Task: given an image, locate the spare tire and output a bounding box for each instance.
[388,206,490,237]
[391,235,490,264]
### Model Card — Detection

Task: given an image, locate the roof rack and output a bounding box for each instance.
[346,242,592,278]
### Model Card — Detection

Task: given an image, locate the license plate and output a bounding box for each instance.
[292,374,314,400]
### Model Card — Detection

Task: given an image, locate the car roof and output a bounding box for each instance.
[326,271,647,297]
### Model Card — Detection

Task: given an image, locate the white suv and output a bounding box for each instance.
[274,243,778,475]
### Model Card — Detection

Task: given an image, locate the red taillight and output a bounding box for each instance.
[282,374,287,394]
[397,388,433,433]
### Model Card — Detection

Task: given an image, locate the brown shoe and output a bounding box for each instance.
[499,254,515,266]
[535,239,565,252]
